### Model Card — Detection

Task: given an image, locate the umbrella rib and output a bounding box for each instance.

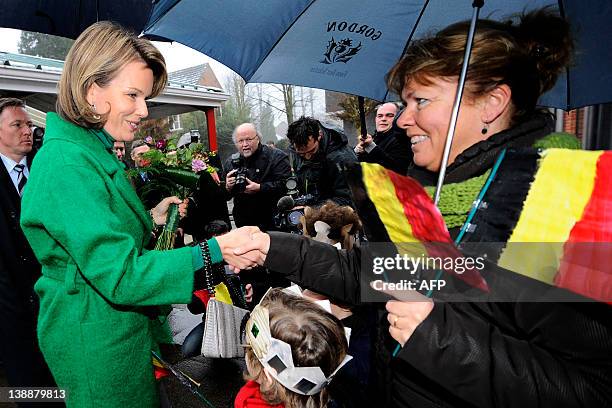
[247,0,319,81]
[382,0,431,101]
[145,0,182,31]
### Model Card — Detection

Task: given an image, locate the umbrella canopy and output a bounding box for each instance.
[0,0,153,39]
[144,0,612,110]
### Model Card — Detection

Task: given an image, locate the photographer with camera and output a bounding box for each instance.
[223,123,290,231]
[287,116,357,209]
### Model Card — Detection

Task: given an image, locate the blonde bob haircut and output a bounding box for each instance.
[57,21,167,129]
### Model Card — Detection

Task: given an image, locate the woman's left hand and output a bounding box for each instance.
[386,299,434,347]
[177,198,189,218]
[151,196,188,225]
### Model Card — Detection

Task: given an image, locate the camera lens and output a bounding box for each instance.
[285,178,298,190]
[287,210,303,226]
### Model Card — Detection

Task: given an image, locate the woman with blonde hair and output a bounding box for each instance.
[20,21,254,407]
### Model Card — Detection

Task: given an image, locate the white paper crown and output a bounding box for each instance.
[245,293,352,396]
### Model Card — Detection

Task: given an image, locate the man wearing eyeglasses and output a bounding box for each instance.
[223,123,290,231]
[354,102,413,174]
[286,116,357,208]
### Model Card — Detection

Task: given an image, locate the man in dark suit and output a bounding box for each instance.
[355,102,413,174]
[0,98,56,393]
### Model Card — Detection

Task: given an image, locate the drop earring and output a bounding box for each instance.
[481,122,489,135]
[91,103,100,120]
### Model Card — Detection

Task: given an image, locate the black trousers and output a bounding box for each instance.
[0,290,61,407]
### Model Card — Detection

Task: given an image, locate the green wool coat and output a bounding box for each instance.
[20,113,196,407]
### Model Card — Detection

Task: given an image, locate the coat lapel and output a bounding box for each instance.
[0,162,19,210]
[113,170,152,230]
[92,146,152,231]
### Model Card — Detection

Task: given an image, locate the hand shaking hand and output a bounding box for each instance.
[214,226,270,272]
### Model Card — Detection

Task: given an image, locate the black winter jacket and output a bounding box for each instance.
[357,123,413,175]
[263,114,612,407]
[290,122,357,207]
[265,236,612,408]
[223,144,290,231]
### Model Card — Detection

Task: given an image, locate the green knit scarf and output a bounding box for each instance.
[424,171,490,229]
[424,132,579,229]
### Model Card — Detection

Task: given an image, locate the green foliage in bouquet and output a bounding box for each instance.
[128,136,221,250]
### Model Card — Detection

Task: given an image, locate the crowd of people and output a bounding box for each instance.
[0,6,610,408]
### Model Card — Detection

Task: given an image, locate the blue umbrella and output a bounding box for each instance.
[0,0,153,39]
[144,0,612,111]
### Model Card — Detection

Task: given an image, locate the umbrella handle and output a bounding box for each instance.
[395,1,487,359]
[433,0,484,206]
[358,96,367,139]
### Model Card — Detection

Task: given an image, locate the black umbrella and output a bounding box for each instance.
[0,0,153,39]
[143,0,612,203]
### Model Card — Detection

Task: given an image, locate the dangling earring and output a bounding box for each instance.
[481,122,489,135]
[91,103,100,120]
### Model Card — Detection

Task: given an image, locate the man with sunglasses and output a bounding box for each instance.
[286,116,357,208]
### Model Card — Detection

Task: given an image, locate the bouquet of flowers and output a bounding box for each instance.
[129,136,220,250]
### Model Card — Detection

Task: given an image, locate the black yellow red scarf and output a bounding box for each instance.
[349,148,612,302]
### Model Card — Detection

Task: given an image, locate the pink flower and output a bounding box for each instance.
[144,136,154,144]
[191,159,207,173]
[155,139,167,151]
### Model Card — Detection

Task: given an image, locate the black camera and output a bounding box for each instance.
[230,153,248,193]
[273,193,316,233]
[284,174,299,196]
[32,126,45,150]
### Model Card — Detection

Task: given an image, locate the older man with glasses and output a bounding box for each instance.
[223,123,291,231]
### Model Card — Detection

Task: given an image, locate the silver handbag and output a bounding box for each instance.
[201,298,249,358]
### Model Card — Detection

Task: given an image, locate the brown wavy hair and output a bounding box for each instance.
[57,21,167,129]
[386,7,573,124]
[244,288,348,408]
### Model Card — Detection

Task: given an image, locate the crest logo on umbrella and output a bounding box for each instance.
[321,38,362,64]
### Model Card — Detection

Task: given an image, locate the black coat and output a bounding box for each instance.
[181,170,231,241]
[0,152,55,388]
[264,233,612,408]
[223,144,290,231]
[131,170,164,210]
[357,123,413,175]
[290,122,358,208]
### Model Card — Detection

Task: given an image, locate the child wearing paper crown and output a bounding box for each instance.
[235,288,352,408]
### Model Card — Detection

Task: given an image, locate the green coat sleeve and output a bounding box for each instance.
[22,157,195,306]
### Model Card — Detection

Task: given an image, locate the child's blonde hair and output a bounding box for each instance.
[244,288,348,408]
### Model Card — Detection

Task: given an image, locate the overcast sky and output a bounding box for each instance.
[0,27,236,83]
[0,27,326,125]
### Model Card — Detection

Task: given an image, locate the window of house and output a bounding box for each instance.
[169,115,182,132]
